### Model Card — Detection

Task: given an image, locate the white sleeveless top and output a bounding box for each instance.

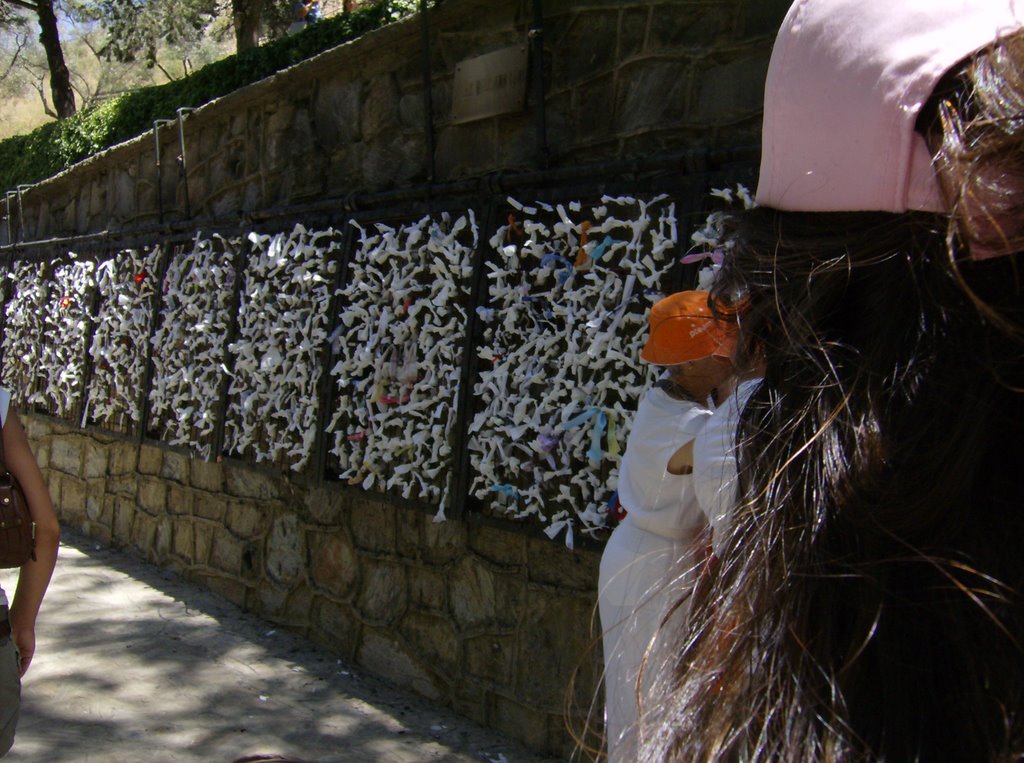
[692,378,761,555]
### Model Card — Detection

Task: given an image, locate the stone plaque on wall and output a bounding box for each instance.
[451,44,529,124]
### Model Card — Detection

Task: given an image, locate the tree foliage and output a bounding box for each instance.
[0,0,425,190]
[0,0,76,116]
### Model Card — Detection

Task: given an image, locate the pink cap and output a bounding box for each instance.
[756,0,1024,213]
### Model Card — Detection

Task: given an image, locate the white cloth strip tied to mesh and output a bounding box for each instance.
[85,245,164,430]
[326,212,476,519]
[1,262,50,406]
[148,235,240,458]
[468,195,677,545]
[223,223,337,470]
[42,256,96,418]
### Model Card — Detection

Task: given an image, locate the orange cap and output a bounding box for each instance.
[639,290,737,365]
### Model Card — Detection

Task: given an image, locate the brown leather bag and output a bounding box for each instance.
[0,418,35,568]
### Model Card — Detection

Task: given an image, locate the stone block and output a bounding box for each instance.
[86,478,105,521]
[225,467,280,501]
[172,521,194,560]
[83,521,112,546]
[311,598,360,660]
[310,531,359,600]
[265,513,305,586]
[99,495,117,529]
[211,529,246,576]
[314,79,362,149]
[572,73,617,143]
[692,53,770,124]
[396,509,421,560]
[647,5,731,52]
[109,443,138,475]
[513,592,599,712]
[619,6,649,60]
[106,474,138,498]
[409,567,446,613]
[360,74,399,139]
[356,560,408,626]
[113,497,135,544]
[467,524,526,567]
[451,680,488,726]
[434,121,497,181]
[489,695,551,752]
[284,585,314,630]
[552,10,618,87]
[421,515,466,566]
[166,485,194,516]
[195,494,227,522]
[304,486,347,526]
[226,500,266,539]
[154,518,172,562]
[526,539,600,591]
[349,498,396,554]
[61,477,88,519]
[194,523,214,565]
[399,611,458,676]
[137,478,168,516]
[357,628,441,701]
[131,514,157,557]
[84,443,108,479]
[448,558,524,631]
[615,60,693,133]
[465,634,514,685]
[200,573,248,609]
[160,451,189,483]
[50,438,82,474]
[34,443,49,470]
[190,458,224,492]
[138,444,163,475]
[255,579,291,617]
[739,0,792,40]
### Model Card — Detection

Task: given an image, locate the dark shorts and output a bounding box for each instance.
[0,613,19,757]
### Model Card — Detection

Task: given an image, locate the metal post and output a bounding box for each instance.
[176,108,195,218]
[3,193,13,246]
[419,0,436,183]
[153,119,176,225]
[16,185,31,242]
[529,0,548,169]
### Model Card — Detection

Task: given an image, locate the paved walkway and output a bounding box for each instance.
[0,531,565,762]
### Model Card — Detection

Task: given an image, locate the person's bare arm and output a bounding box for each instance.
[4,410,59,676]
[667,439,695,475]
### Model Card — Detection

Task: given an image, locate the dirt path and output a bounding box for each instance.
[1,531,565,762]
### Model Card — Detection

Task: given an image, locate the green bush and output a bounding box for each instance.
[0,0,422,192]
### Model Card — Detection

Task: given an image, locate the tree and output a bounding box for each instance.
[84,0,222,66]
[0,0,76,117]
[231,0,261,51]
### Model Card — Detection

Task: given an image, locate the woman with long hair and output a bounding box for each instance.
[642,1,1024,760]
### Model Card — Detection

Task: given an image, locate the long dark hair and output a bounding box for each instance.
[640,32,1024,762]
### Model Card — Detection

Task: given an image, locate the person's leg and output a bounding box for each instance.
[0,618,21,758]
[598,519,676,763]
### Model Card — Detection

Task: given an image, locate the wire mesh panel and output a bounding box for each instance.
[324,211,478,517]
[38,253,97,420]
[84,244,166,435]
[147,235,241,458]
[222,224,339,471]
[0,260,49,406]
[466,194,681,547]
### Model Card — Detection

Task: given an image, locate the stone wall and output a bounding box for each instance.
[5,0,791,756]
[13,0,787,241]
[26,413,602,756]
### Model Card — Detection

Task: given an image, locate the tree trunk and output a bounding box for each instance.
[34,0,75,118]
[233,0,263,52]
